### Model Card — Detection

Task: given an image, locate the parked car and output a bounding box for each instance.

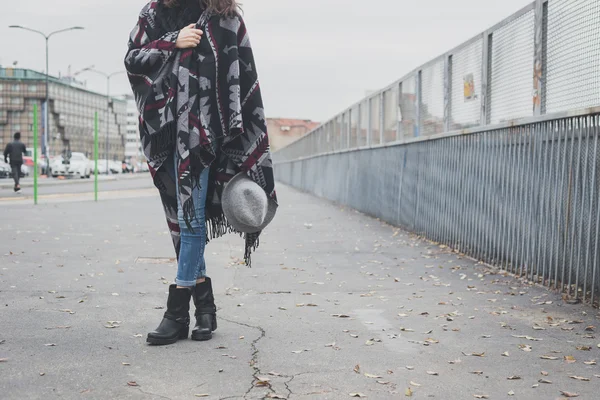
[20,164,29,177]
[0,161,10,179]
[109,160,121,174]
[51,152,91,179]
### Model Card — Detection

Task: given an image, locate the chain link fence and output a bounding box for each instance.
[273,0,600,305]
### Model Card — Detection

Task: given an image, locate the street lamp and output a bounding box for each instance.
[75,68,127,175]
[9,25,84,172]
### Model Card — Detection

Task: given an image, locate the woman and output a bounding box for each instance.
[125,0,277,345]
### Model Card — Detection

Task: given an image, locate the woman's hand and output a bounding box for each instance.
[176,24,203,49]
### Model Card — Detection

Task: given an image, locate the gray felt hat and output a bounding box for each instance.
[222,172,277,234]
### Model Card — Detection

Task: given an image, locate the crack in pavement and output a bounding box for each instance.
[218,316,273,399]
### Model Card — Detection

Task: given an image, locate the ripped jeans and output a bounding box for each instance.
[167,154,210,287]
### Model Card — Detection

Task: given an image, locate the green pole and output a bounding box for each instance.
[33,104,38,205]
[94,112,99,202]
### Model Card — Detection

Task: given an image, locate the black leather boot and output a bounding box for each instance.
[192,277,217,341]
[147,285,191,345]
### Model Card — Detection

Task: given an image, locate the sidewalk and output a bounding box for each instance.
[0,184,598,399]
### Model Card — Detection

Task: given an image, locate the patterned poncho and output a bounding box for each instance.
[125,0,277,265]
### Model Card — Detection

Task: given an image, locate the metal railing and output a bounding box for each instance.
[273,0,600,304]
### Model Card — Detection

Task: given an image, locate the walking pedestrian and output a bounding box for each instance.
[125,0,278,345]
[3,132,26,192]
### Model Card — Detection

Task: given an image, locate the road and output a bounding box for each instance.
[0,183,599,399]
[0,174,154,201]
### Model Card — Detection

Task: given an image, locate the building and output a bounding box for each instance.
[0,67,126,161]
[123,94,143,164]
[267,118,320,151]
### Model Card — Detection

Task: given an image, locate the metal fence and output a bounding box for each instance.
[273,0,600,304]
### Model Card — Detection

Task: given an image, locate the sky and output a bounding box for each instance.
[0,0,533,122]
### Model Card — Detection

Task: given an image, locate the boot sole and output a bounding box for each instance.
[191,332,212,341]
[147,328,189,345]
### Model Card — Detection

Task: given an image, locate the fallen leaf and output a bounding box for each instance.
[448,359,462,364]
[538,379,552,384]
[405,387,413,397]
[122,362,131,366]
[541,371,549,376]
[354,365,360,374]
[364,373,382,379]
[0,358,7,362]
[44,343,56,347]
[255,378,271,387]
[541,355,559,360]
[507,376,521,380]
[426,371,439,376]
[564,355,577,363]
[462,352,485,357]
[502,352,510,357]
[127,381,139,387]
[508,391,515,396]
[519,344,533,352]
[133,334,143,338]
[576,346,591,351]
[560,391,580,398]
[471,371,484,375]
[409,381,421,387]
[570,376,590,381]
[349,393,366,398]
[332,314,350,318]
[266,395,286,399]
[473,395,489,399]
[376,380,389,385]
[39,372,45,376]
[584,360,596,365]
[406,366,415,370]
[194,394,210,398]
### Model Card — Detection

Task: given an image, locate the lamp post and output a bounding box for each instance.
[8,25,84,172]
[75,68,127,175]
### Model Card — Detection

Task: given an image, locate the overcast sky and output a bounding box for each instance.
[1,0,532,121]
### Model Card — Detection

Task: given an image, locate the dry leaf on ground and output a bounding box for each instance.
[540,355,559,360]
[426,371,439,376]
[405,387,413,397]
[194,395,210,398]
[349,393,366,398]
[560,391,580,398]
[364,373,382,379]
[127,381,139,387]
[570,376,590,381]
[354,364,360,373]
[474,395,489,399]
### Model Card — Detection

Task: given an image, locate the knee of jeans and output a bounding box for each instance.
[177,211,205,232]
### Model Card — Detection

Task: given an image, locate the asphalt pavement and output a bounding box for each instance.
[0,174,154,201]
[0,183,599,399]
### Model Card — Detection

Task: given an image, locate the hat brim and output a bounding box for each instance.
[222,172,277,234]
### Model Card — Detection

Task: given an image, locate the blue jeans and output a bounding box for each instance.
[171,155,210,287]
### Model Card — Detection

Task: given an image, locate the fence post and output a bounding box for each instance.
[94,111,99,202]
[444,55,452,132]
[416,71,422,137]
[33,104,38,205]
[379,92,384,144]
[367,98,372,146]
[480,32,491,125]
[533,0,548,116]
